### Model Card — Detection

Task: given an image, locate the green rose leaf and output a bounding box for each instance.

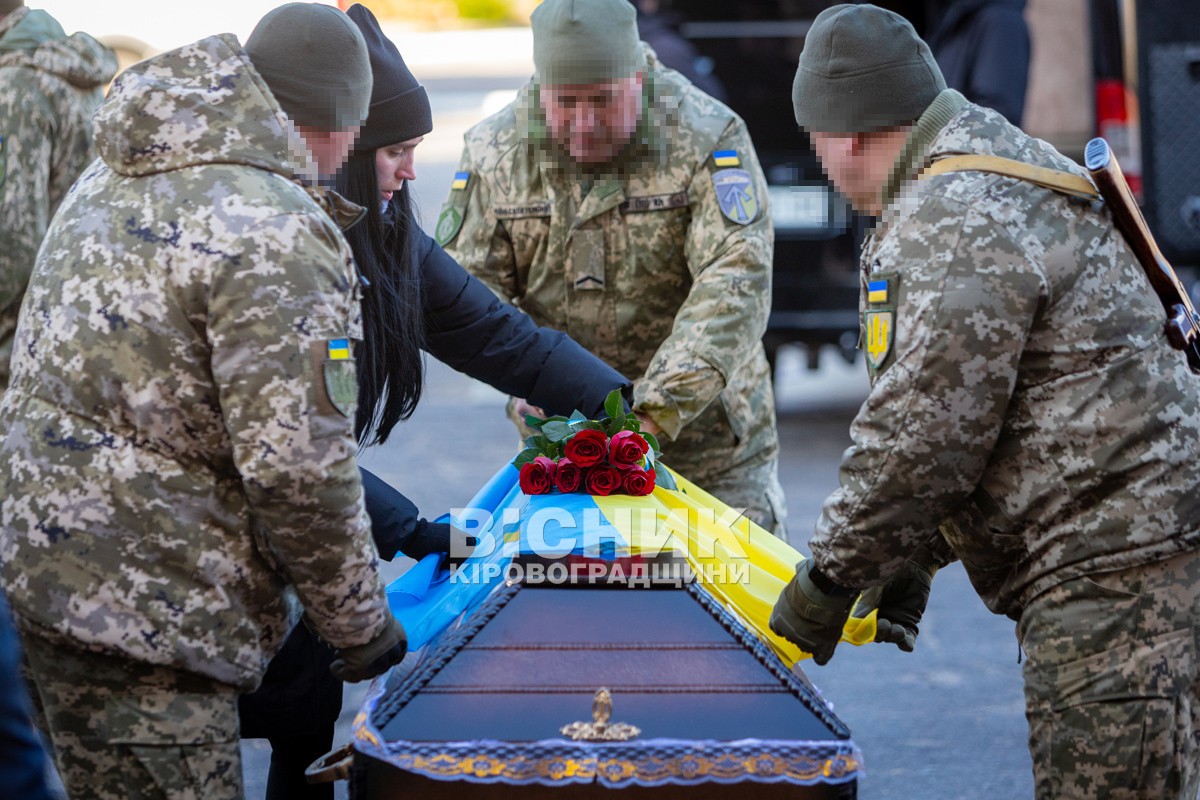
[603,388,624,421]
[524,414,548,429]
[513,447,541,468]
[653,461,678,491]
[641,431,662,455]
[542,420,575,442]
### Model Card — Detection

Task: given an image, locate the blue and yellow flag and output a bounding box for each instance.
[451,171,470,190]
[713,149,740,167]
[385,463,877,666]
[327,338,351,360]
[867,279,889,303]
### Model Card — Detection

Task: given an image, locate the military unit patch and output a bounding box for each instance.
[436,206,464,246]
[323,338,356,418]
[864,310,893,371]
[713,168,757,224]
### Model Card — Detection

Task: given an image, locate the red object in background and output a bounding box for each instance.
[1095,77,1142,199]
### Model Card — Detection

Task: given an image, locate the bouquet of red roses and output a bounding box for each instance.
[512,389,677,497]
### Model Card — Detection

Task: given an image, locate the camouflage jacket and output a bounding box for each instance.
[0,34,392,689]
[439,48,779,488]
[810,90,1200,618]
[0,7,115,393]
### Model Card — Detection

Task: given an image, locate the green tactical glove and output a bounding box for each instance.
[770,560,857,666]
[852,545,940,652]
[329,616,407,683]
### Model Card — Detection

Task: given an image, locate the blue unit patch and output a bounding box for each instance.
[712,168,757,225]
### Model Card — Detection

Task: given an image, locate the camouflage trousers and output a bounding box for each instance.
[21,634,244,800]
[1018,549,1200,800]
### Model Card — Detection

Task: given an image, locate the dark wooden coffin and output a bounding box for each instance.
[345,561,860,798]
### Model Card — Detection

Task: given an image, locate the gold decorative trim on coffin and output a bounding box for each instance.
[380,749,862,784]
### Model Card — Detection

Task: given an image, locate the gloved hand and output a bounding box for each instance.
[329,616,407,683]
[770,560,857,666]
[404,519,479,565]
[852,545,940,652]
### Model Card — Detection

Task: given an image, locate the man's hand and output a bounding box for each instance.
[852,546,940,652]
[329,616,407,683]
[770,560,856,666]
[404,519,479,565]
[635,411,662,438]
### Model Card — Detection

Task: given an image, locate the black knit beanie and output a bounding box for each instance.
[346,3,433,151]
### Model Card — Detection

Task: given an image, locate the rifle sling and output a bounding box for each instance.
[921,154,1101,201]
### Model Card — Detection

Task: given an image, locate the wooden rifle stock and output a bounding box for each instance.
[1085,137,1200,374]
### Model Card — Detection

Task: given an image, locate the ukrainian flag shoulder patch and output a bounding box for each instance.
[451,171,470,190]
[327,338,351,360]
[867,279,889,304]
[713,149,740,167]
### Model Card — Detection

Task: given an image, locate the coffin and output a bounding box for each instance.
[339,465,867,798]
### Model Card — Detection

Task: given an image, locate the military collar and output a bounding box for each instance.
[302,185,367,232]
[0,6,30,41]
[880,89,969,210]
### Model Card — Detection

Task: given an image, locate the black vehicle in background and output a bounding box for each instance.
[649,0,1200,370]
[644,0,866,370]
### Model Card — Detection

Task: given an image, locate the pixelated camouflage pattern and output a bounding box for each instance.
[442,47,786,529]
[1019,549,1200,799]
[23,634,243,800]
[0,7,116,393]
[0,34,391,690]
[810,90,1200,617]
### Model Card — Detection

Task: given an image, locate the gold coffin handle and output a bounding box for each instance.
[305,742,355,784]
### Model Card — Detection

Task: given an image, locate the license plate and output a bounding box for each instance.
[768,184,830,231]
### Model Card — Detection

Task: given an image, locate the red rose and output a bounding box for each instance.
[563,429,608,468]
[622,467,656,497]
[554,457,582,493]
[519,456,557,495]
[608,430,650,467]
[584,465,622,496]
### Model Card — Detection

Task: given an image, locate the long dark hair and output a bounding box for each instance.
[336,149,425,446]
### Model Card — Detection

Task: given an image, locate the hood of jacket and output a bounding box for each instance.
[0,7,116,90]
[93,33,309,179]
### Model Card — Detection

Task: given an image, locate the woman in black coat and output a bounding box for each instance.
[238,6,629,798]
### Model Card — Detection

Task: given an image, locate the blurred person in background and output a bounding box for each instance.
[772,6,1200,797]
[923,0,1030,125]
[0,0,116,393]
[440,0,787,535]
[0,4,407,798]
[627,0,726,102]
[237,6,632,797]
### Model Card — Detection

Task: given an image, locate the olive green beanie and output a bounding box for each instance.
[246,3,372,131]
[531,0,646,86]
[792,3,946,133]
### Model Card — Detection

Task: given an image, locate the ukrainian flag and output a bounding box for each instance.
[451,171,470,190]
[384,461,877,666]
[867,279,889,303]
[713,149,740,167]
[327,338,351,360]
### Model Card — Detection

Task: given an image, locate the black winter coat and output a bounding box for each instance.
[924,0,1030,126]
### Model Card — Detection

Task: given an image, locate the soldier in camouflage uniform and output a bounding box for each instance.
[0,0,115,394]
[438,0,786,533]
[770,6,1200,799]
[0,5,406,798]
